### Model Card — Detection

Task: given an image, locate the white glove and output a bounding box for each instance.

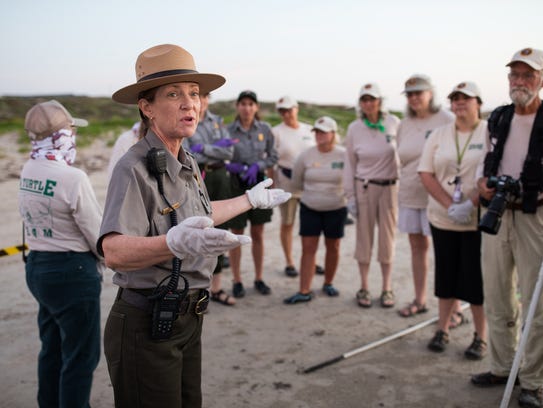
[166,216,251,259]
[347,198,358,217]
[447,199,474,225]
[246,178,292,209]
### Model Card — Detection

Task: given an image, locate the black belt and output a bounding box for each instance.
[118,288,209,315]
[506,198,543,210]
[356,178,397,187]
[202,162,225,172]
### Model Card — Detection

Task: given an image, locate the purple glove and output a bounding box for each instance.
[242,163,259,185]
[226,162,246,174]
[213,138,236,148]
[190,143,204,154]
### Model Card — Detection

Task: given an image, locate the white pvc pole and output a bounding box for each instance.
[500,261,543,408]
[304,303,469,373]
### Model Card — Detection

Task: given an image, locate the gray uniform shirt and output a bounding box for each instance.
[184,111,233,165]
[227,119,278,171]
[98,131,214,290]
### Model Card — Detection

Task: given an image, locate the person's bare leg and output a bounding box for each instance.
[210,273,235,305]
[358,262,370,290]
[409,233,430,306]
[437,298,456,332]
[230,228,244,283]
[380,262,392,292]
[300,236,319,293]
[280,223,295,267]
[323,237,340,286]
[250,224,265,281]
[470,304,487,340]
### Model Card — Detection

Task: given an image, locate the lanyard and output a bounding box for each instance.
[454,123,478,170]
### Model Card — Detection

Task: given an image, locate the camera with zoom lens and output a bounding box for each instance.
[478,175,521,235]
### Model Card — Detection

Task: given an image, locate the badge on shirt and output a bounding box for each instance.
[331,162,344,169]
[258,133,264,142]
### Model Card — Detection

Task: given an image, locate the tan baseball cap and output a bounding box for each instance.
[447,81,482,100]
[312,116,337,133]
[276,95,298,110]
[25,100,88,141]
[506,47,543,70]
[359,83,381,99]
[402,74,433,93]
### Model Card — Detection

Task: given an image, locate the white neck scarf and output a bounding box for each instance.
[30,128,77,165]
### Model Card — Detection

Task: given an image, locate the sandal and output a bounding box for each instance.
[398,300,428,317]
[380,290,395,308]
[356,289,372,308]
[449,311,469,329]
[210,289,236,306]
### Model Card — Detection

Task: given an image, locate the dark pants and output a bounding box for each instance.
[25,251,101,408]
[104,290,204,408]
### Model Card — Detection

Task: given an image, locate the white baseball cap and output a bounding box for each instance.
[402,74,433,93]
[312,116,337,133]
[506,47,543,70]
[447,81,482,100]
[359,83,381,99]
[276,95,298,110]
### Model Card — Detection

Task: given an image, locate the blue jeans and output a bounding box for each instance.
[25,251,101,408]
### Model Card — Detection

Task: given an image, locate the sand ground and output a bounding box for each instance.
[0,135,518,407]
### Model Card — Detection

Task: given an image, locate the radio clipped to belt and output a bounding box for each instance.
[146,147,189,341]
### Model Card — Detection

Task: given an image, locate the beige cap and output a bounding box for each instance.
[402,74,433,93]
[506,47,543,70]
[312,116,337,133]
[25,100,88,141]
[276,95,298,110]
[447,81,482,100]
[359,83,381,99]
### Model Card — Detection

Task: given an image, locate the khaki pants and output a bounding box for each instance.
[354,181,398,264]
[482,206,543,389]
[104,292,204,408]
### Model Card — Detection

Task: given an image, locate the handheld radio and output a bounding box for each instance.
[146,147,189,341]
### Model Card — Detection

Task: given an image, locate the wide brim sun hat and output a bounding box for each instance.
[113,44,225,104]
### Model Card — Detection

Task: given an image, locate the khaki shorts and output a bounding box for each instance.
[280,197,299,225]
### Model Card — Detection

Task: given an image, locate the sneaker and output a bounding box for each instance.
[232,282,245,298]
[428,330,449,352]
[471,371,519,387]
[254,280,271,295]
[322,284,340,297]
[345,217,355,225]
[315,265,325,275]
[464,332,487,360]
[284,265,298,277]
[284,292,313,304]
[519,387,542,408]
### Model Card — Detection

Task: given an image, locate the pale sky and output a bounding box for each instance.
[2,0,542,112]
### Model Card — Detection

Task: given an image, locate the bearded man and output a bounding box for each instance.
[471,47,543,408]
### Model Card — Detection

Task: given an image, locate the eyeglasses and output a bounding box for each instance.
[278,108,293,115]
[508,71,539,82]
[360,96,377,103]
